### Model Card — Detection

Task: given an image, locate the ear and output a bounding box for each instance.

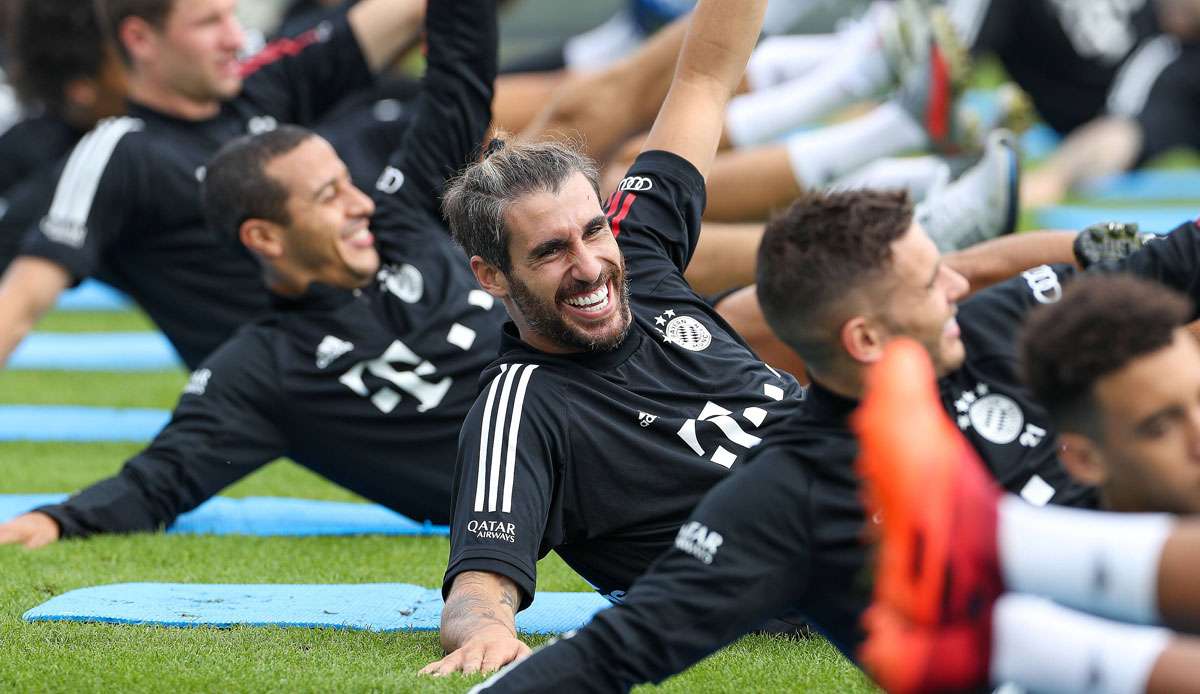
[118,16,159,67]
[470,256,510,299]
[839,316,886,366]
[239,219,286,259]
[1057,433,1108,487]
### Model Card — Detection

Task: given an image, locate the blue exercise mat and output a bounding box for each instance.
[1033,206,1196,234]
[0,495,450,537]
[0,406,169,441]
[1077,170,1200,202]
[55,280,132,311]
[9,332,181,371]
[24,583,609,634]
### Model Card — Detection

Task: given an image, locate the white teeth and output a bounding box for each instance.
[564,283,610,309]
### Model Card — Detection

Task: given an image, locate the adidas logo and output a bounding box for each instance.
[638,411,658,428]
[316,335,354,369]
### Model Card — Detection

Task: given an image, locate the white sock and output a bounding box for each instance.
[991,594,1170,694]
[998,496,1174,625]
[784,102,927,188]
[727,49,892,148]
[745,34,840,91]
[827,156,951,201]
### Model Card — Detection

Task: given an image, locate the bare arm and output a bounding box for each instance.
[0,257,70,366]
[347,0,426,73]
[943,231,1076,296]
[520,17,689,160]
[1021,117,1142,208]
[641,0,767,178]
[420,571,531,676]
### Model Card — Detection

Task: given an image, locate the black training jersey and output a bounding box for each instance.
[444,151,807,608]
[474,382,864,694]
[36,0,502,535]
[18,15,375,368]
[479,220,1200,694]
[964,0,1159,133]
[0,115,82,271]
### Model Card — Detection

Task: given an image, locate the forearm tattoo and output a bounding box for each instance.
[440,573,521,652]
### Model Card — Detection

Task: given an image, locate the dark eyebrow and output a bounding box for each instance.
[528,238,570,262]
[1135,405,1184,437]
[584,214,609,233]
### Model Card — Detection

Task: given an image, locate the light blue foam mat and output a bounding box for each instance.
[56,280,132,311]
[23,583,609,634]
[0,495,450,537]
[9,332,181,371]
[1033,206,1196,233]
[1077,170,1200,201]
[0,406,169,441]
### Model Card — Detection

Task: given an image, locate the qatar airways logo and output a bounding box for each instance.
[468,520,516,543]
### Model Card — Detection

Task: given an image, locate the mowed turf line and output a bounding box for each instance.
[0,309,876,692]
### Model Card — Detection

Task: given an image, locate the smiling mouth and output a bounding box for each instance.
[341,227,374,249]
[560,280,612,316]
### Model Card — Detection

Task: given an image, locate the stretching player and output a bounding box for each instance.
[424,0,808,677]
[0,0,128,270]
[0,0,425,369]
[466,202,1200,692]
[856,338,1200,694]
[445,183,1102,685]
[1020,274,1200,514]
[0,0,500,548]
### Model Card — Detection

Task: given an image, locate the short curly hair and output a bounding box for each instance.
[756,189,913,373]
[8,0,109,114]
[1020,274,1193,436]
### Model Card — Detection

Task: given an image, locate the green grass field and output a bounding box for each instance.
[0,306,877,692]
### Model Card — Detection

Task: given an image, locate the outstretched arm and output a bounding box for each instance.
[0,257,70,367]
[641,0,767,178]
[421,571,530,676]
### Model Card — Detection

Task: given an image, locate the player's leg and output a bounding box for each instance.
[493,70,570,133]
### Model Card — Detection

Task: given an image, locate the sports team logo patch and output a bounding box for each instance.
[955,383,1023,444]
[653,309,712,352]
[378,263,424,303]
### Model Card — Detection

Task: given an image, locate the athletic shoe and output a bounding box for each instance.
[859,605,992,694]
[852,339,1004,693]
[1072,221,1153,269]
[915,129,1020,253]
[891,2,972,153]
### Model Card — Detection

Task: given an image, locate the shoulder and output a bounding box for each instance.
[466,361,570,428]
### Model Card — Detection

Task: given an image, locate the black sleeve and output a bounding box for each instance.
[443,364,567,610]
[35,332,289,538]
[959,263,1079,361]
[18,118,143,283]
[370,0,497,248]
[474,452,814,694]
[1103,219,1200,314]
[607,151,707,293]
[1134,46,1200,165]
[237,14,374,126]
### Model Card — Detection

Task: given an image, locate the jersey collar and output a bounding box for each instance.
[269,282,360,313]
[497,321,643,370]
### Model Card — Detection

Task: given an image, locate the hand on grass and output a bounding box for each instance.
[419,624,531,676]
[0,512,60,548]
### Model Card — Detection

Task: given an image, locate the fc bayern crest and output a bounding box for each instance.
[652,309,711,352]
[379,263,424,303]
[955,384,1024,445]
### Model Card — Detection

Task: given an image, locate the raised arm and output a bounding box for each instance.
[641,0,767,178]
[370,0,497,233]
[347,0,426,73]
[0,257,70,367]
